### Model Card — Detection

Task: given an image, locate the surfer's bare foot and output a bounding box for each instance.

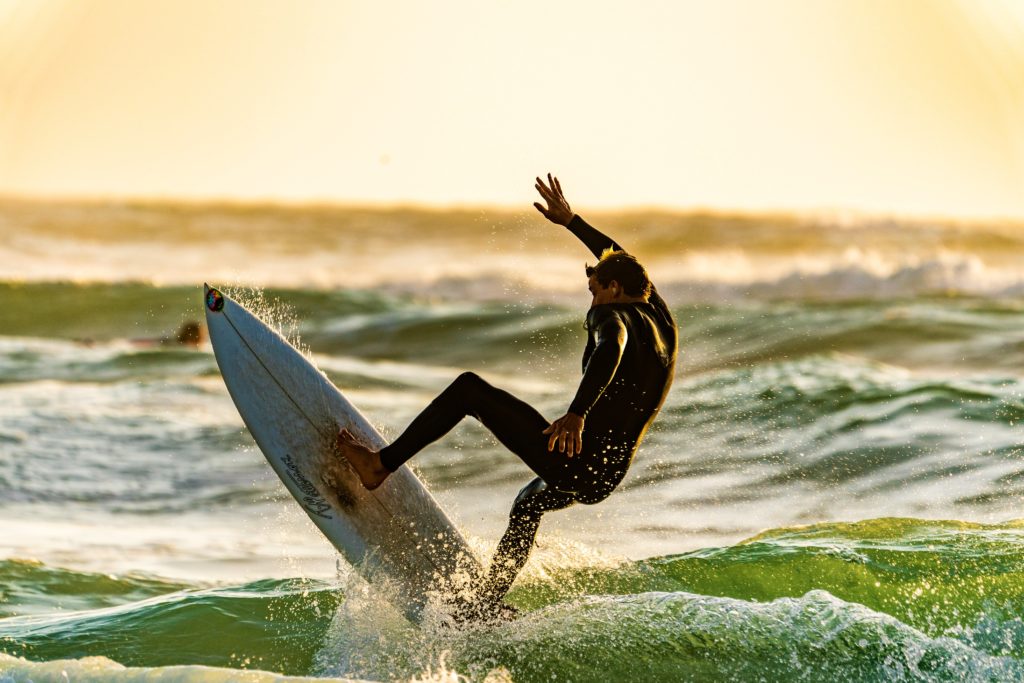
[336,428,389,490]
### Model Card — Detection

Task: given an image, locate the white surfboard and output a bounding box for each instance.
[202,285,482,623]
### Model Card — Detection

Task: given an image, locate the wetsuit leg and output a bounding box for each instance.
[477,477,576,608]
[379,371,568,485]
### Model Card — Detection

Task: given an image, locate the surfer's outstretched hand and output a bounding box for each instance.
[336,428,389,490]
[543,412,584,457]
[533,173,574,227]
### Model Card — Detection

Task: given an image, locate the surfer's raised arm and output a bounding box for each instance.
[533,174,673,323]
[533,174,624,256]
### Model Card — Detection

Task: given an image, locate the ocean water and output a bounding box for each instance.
[2,198,1024,681]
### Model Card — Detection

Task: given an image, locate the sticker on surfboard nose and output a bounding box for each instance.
[206,288,225,312]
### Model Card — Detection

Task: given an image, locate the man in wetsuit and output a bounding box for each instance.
[338,174,678,616]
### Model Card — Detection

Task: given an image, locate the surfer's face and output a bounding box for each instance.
[588,274,619,306]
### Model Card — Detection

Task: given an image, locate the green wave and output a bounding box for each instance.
[0,282,398,345]
[6,282,1024,372]
[669,353,1024,432]
[444,591,1021,682]
[0,573,340,675]
[0,559,195,619]
[508,518,1024,644]
[3,519,1024,680]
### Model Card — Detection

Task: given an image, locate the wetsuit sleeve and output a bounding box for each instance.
[568,310,627,417]
[566,215,623,258]
[568,215,674,326]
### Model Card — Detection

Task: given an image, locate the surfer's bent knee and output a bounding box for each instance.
[510,479,548,520]
[513,478,548,504]
[454,371,483,387]
[509,478,577,521]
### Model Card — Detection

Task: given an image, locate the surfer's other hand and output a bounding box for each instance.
[533,173,574,227]
[543,412,584,457]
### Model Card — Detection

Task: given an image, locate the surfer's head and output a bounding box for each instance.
[586,248,651,305]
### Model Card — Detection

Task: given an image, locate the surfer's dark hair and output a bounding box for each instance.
[585,248,651,297]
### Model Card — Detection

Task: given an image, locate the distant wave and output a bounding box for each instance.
[366,253,1024,303]
[3,254,1023,303]
[660,253,1020,302]
[4,199,1024,302]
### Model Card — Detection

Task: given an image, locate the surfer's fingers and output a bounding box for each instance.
[548,173,564,200]
[558,430,568,453]
[547,430,558,452]
[534,186,551,207]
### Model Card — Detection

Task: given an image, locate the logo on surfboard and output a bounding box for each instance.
[281,454,333,519]
[206,288,225,312]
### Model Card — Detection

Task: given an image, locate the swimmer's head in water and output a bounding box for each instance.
[206,288,224,312]
[176,321,204,345]
[585,248,651,298]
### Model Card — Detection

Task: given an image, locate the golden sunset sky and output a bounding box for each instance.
[1,0,1022,218]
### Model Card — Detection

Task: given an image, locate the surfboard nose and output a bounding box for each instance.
[204,284,225,312]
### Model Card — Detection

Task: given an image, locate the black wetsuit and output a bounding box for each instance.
[379,215,678,609]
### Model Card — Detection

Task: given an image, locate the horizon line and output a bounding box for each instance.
[1,190,1022,226]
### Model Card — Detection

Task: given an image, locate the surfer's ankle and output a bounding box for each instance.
[337,430,389,489]
[357,452,388,490]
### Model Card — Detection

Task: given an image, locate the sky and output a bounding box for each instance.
[0,0,1022,218]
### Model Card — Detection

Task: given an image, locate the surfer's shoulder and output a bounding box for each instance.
[586,304,624,329]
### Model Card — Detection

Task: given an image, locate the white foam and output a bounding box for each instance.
[0,653,366,683]
[4,204,1024,301]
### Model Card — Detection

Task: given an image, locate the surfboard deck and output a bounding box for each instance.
[202,285,482,623]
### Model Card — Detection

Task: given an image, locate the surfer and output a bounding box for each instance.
[337,174,678,617]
